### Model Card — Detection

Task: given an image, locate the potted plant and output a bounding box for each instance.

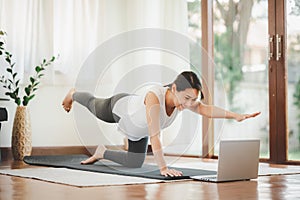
[0,31,56,160]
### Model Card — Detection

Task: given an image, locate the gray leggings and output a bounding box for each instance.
[73,92,149,168]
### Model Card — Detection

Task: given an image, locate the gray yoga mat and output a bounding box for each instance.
[23,154,216,180]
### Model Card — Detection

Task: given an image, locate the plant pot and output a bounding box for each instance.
[11,106,32,160]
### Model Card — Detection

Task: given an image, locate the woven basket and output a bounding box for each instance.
[11,106,32,160]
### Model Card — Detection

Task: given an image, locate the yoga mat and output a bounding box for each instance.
[23,154,217,180]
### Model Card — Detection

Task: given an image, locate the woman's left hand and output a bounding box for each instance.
[160,167,183,177]
[236,111,261,122]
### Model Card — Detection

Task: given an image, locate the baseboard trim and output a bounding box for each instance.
[0,144,153,161]
[0,145,125,161]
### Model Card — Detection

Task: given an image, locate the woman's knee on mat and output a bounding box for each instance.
[124,152,146,168]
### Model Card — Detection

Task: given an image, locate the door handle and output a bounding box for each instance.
[268,35,274,60]
[276,34,282,61]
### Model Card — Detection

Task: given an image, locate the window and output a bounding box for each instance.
[287,0,300,161]
[213,0,269,157]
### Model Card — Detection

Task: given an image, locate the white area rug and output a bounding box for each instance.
[0,167,165,187]
[1,162,299,187]
[172,162,300,176]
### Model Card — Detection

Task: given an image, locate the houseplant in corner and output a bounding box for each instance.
[0,31,56,160]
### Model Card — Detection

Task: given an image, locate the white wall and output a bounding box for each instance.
[0,86,82,147]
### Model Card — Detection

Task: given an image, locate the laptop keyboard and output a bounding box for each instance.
[200,176,217,181]
[190,175,218,182]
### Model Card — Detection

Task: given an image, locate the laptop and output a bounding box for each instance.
[192,139,260,183]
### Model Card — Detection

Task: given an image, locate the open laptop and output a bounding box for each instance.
[192,139,260,183]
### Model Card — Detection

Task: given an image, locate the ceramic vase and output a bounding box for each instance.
[11,106,32,160]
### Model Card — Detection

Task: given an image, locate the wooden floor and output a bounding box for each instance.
[0,157,300,200]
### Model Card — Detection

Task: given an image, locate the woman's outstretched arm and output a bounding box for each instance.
[188,102,260,122]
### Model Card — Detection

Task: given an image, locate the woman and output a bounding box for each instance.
[62,71,260,177]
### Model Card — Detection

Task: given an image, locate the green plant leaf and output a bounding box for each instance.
[5,92,14,99]
[33,82,39,87]
[15,80,20,87]
[5,57,11,63]
[28,94,35,101]
[22,96,28,106]
[15,98,21,106]
[6,68,12,73]
[35,66,41,73]
[30,77,35,84]
[25,87,31,96]
[13,72,17,79]
[22,95,35,106]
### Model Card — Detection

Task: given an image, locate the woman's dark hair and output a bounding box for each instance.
[166,71,204,100]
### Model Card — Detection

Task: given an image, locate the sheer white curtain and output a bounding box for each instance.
[0,0,53,81]
[0,0,188,84]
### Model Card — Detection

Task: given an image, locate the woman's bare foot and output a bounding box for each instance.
[81,144,107,165]
[62,88,75,112]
